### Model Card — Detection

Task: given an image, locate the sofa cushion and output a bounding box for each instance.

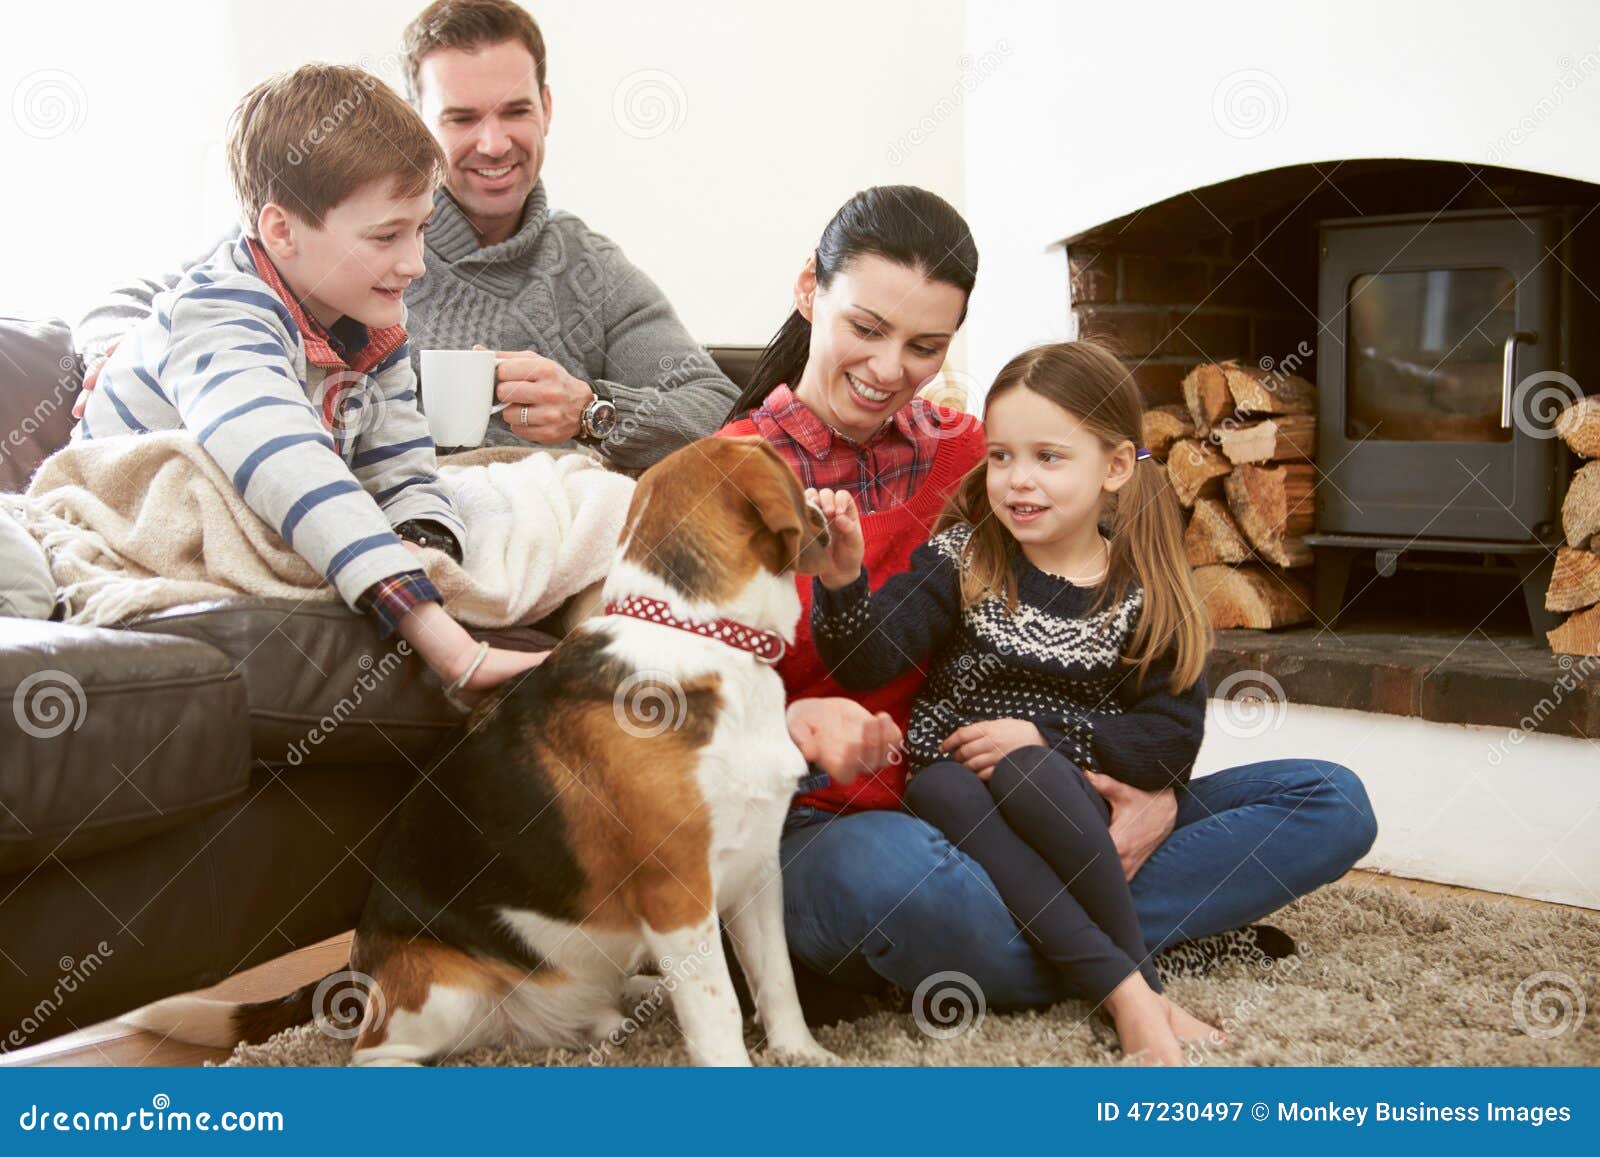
[125,599,558,768]
[0,315,80,492]
[0,620,250,873]
[0,500,56,619]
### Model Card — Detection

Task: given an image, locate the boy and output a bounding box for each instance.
[78,64,541,698]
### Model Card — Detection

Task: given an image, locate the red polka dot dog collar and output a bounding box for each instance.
[602,595,788,664]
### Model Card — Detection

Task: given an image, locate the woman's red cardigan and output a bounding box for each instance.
[716,412,986,813]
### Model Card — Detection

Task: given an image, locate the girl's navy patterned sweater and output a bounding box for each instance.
[811,522,1207,790]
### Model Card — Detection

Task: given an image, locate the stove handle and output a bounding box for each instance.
[1501,330,1538,429]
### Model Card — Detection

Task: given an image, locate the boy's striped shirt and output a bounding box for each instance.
[77,236,463,609]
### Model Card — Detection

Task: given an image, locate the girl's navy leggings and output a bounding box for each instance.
[902,745,1162,1004]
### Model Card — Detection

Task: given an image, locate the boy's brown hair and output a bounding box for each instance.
[226,63,446,237]
[402,0,548,100]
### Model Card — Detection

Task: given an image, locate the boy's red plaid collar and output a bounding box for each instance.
[244,238,408,375]
[759,384,921,458]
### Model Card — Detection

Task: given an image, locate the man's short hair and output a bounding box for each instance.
[226,63,446,237]
[402,0,548,100]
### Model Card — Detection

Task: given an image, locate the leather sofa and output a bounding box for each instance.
[0,314,762,1051]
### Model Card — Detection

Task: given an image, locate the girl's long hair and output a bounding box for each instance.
[726,185,978,422]
[935,341,1211,694]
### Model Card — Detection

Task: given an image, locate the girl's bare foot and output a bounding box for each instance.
[1105,974,1184,1066]
[1164,995,1227,1046]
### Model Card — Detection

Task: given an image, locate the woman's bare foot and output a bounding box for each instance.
[1164,995,1227,1046]
[1105,974,1184,1066]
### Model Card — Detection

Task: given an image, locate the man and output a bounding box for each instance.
[73,0,734,471]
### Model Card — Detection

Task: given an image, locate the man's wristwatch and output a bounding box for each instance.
[579,388,618,442]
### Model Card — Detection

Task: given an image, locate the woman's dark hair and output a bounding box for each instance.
[727,185,978,421]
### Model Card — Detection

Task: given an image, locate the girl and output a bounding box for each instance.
[807,340,1223,1064]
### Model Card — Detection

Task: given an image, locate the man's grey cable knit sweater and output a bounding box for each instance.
[73,183,736,469]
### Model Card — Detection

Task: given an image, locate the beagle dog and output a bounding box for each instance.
[126,436,839,1066]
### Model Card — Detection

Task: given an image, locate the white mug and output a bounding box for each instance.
[419,349,506,447]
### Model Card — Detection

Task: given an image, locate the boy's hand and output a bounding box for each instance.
[940,718,1045,779]
[395,601,547,710]
[805,487,864,590]
[71,344,119,419]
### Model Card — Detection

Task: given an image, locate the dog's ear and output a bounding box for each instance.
[732,440,808,573]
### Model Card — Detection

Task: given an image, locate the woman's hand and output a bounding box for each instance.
[939,718,1045,779]
[805,487,865,590]
[786,697,901,785]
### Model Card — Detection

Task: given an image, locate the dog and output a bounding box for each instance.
[125,435,840,1066]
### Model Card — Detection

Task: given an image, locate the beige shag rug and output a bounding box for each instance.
[220,882,1599,1068]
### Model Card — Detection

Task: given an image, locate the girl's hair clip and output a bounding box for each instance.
[1135,447,1153,461]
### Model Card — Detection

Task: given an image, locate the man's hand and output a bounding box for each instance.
[489,348,592,443]
[1083,769,1177,881]
[786,697,901,786]
[938,718,1045,778]
[805,487,865,590]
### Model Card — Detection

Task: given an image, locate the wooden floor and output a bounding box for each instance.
[0,870,1583,1068]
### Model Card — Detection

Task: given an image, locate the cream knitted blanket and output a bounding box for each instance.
[3,433,633,629]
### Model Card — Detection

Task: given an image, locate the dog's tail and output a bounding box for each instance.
[120,965,366,1048]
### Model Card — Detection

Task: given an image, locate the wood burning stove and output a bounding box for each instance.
[1307,205,1598,634]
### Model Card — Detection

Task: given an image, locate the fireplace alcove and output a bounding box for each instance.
[1062,158,1600,737]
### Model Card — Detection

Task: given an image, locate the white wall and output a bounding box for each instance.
[962,0,1600,395]
[1195,702,1600,909]
[0,0,967,351]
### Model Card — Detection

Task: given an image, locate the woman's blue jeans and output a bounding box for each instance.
[777,755,1378,1010]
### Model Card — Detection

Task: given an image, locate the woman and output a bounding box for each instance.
[724,185,1378,1019]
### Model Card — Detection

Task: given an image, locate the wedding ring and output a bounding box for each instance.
[519,404,530,426]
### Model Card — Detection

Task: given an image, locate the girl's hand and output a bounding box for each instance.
[805,486,865,590]
[939,718,1046,779]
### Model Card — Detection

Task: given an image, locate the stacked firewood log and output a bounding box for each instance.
[1546,397,1600,655]
[1144,361,1317,630]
